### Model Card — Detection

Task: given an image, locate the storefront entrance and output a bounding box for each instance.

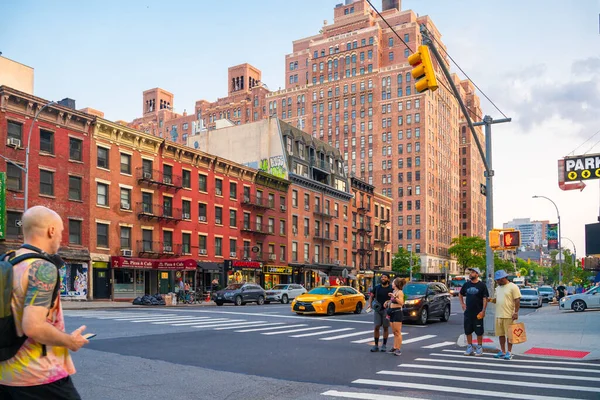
[263,266,292,289]
[93,269,110,299]
[225,260,262,285]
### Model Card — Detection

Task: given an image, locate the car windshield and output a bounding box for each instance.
[272,285,289,290]
[585,286,599,294]
[538,287,553,293]
[521,289,537,296]
[225,284,243,290]
[308,287,338,295]
[404,284,428,296]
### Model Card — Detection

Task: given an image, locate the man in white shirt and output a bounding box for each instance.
[491,270,520,360]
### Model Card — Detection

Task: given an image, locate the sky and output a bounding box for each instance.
[1,0,599,256]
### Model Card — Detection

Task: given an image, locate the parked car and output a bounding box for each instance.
[448,286,461,297]
[291,286,365,316]
[213,283,266,306]
[520,288,543,308]
[560,285,600,312]
[538,286,555,302]
[265,284,307,304]
[402,282,451,325]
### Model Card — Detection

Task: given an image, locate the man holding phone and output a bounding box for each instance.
[459,267,489,356]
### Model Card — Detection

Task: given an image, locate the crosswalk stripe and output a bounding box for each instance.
[214,322,285,331]
[105,314,177,320]
[321,389,426,399]
[415,357,600,374]
[401,335,436,344]
[320,330,373,341]
[351,333,407,344]
[377,370,600,393]
[352,379,576,400]
[192,321,259,329]
[152,317,213,325]
[235,324,308,333]
[131,316,201,323]
[171,318,231,326]
[291,328,354,338]
[442,350,600,366]
[398,363,600,383]
[262,326,331,336]
[421,341,455,349]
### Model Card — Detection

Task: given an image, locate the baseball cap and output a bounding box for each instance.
[381,272,390,278]
[494,270,509,280]
[468,267,481,275]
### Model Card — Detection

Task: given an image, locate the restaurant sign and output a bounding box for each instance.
[225,260,262,270]
[263,266,293,275]
[111,257,196,270]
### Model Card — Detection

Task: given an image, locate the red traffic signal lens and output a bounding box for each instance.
[503,232,519,247]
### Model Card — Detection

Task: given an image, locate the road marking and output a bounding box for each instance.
[291,328,354,338]
[171,318,232,326]
[214,322,285,331]
[421,341,455,349]
[192,321,261,329]
[130,316,207,323]
[151,317,213,325]
[235,324,308,333]
[351,333,407,344]
[116,316,191,322]
[415,357,600,373]
[401,335,436,344]
[321,389,426,399]
[110,314,179,320]
[320,330,374,341]
[377,370,600,394]
[442,350,600,366]
[262,326,331,335]
[450,313,457,316]
[154,309,373,324]
[352,379,582,400]
[398,363,600,382]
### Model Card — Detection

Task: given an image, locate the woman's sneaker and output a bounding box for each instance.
[494,351,505,359]
[475,346,483,357]
[388,347,396,353]
[393,349,402,356]
[464,345,474,356]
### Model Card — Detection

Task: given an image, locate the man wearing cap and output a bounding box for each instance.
[459,267,489,356]
[366,273,393,352]
[491,270,521,360]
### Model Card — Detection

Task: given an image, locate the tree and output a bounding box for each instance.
[493,255,513,273]
[448,236,486,272]
[392,248,421,277]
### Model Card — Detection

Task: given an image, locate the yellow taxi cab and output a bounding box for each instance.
[291,286,366,316]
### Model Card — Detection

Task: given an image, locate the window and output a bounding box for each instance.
[198,174,207,192]
[120,188,131,209]
[292,190,298,207]
[68,176,82,201]
[120,226,131,249]
[6,163,22,191]
[39,170,54,196]
[215,206,223,224]
[215,237,223,257]
[142,229,153,252]
[163,231,173,249]
[182,170,191,188]
[7,121,22,141]
[198,235,207,252]
[389,52,394,61]
[230,239,237,257]
[39,129,54,154]
[117,153,131,175]
[68,219,82,245]
[230,182,237,200]
[215,178,223,195]
[96,223,109,248]
[181,200,191,219]
[97,147,109,169]
[6,211,21,238]
[182,233,191,254]
[97,183,108,206]
[68,138,82,161]
[230,209,237,227]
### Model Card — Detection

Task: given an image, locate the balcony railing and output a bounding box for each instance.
[357,203,371,213]
[374,238,390,246]
[241,222,272,235]
[136,241,182,257]
[136,203,182,222]
[136,167,182,190]
[313,231,334,241]
[352,242,374,253]
[242,195,274,209]
[314,257,339,265]
[310,157,331,173]
[355,223,372,233]
[313,206,334,219]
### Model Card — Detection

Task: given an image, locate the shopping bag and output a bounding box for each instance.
[507,322,527,344]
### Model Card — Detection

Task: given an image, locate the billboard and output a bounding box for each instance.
[564,153,600,182]
[585,223,600,256]
[0,172,5,240]
[547,223,558,250]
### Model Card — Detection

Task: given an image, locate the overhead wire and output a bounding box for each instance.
[584,132,600,155]
[569,127,600,155]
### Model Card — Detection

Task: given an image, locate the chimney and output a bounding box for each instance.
[382,0,400,11]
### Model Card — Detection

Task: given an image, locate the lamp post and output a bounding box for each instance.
[532,195,562,283]
[561,237,576,262]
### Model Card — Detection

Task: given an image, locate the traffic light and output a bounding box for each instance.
[489,230,501,249]
[408,45,439,93]
[502,231,521,249]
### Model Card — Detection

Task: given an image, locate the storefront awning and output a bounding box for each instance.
[312,269,328,278]
[197,262,220,271]
[111,257,196,271]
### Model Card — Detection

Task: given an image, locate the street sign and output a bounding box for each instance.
[0,173,5,240]
[564,153,600,182]
[480,184,487,196]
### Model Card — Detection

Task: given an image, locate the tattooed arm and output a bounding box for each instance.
[22,260,89,351]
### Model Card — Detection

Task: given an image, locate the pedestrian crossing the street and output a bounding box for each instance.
[64,310,454,349]
[321,348,600,400]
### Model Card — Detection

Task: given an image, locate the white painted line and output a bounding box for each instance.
[291,328,354,338]
[263,326,331,336]
[155,309,373,324]
[152,317,214,325]
[351,333,407,344]
[441,350,600,366]
[236,324,308,333]
[130,316,202,323]
[377,370,600,394]
[415,358,600,374]
[101,314,175,320]
[320,330,374,341]
[401,335,436,344]
[352,379,581,400]
[421,341,455,349]
[110,315,181,322]
[398,363,600,383]
[171,318,232,326]
[321,389,426,400]
[192,321,260,329]
[214,322,284,331]
[450,313,457,316]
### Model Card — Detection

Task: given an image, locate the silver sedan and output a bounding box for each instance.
[519,288,543,308]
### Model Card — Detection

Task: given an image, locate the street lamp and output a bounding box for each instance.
[532,195,562,283]
[561,237,576,262]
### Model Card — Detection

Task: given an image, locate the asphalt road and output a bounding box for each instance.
[64,297,600,400]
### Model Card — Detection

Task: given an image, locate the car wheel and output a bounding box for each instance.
[257,296,265,305]
[216,301,223,306]
[537,300,542,308]
[234,296,243,306]
[282,294,289,304]
[572,300,586,312]
[440,304,450,322]
[419,307,429,325]
[354,302,363,314]
[326,303,336,316]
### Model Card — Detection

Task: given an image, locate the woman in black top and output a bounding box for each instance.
[385,277,405,356]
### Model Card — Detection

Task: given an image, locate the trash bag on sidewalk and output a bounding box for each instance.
[132,297,142,305]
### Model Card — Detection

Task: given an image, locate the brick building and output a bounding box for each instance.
[0,86,95,299]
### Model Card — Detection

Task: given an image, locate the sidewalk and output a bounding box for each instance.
[62,300,216,310]
[458,305,600,360]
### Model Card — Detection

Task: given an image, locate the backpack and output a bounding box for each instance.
[0,246,61,362]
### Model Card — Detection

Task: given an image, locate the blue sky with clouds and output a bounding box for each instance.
[2,0,599,257]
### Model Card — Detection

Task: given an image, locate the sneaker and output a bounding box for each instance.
[393,349,402,356]
[370,345,379,352]
[504,352,513,360]
[388,347,396,353]
[464,345,474,356]
[380,344,387,352]
[475,346,483,357]
[494,351,505,359]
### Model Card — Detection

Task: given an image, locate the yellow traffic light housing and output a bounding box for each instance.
[489,230,501,250]
[408,45,439,93]
[489,229,521,250]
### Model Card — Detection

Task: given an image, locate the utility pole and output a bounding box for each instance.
[409,247,413,282]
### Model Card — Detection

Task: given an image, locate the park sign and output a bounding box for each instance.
[0,172,5,239]
[564,153,600,182]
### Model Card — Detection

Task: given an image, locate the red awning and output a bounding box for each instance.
[111,257,196,271]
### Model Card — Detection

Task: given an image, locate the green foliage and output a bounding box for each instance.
[392,248,421,277]
[448,236,486,272]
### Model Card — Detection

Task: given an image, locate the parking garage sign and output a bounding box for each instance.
[564,154,600,181]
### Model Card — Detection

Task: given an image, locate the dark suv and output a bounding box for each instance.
[402,282,451,324]
[213,283,266,306]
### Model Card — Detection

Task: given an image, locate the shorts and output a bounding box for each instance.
[464,313,484,336]
[374,310,390,328]
[388,308,403,323]
[0,376,81,400]
[495,318,513,337]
